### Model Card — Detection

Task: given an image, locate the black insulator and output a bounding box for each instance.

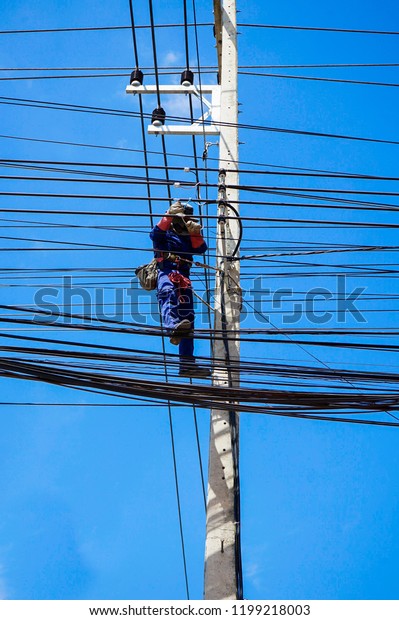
[130,68,143,86]
[151,106,166,127]
[180,69,194,86]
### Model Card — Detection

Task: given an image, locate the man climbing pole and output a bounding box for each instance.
[150,200,211,378]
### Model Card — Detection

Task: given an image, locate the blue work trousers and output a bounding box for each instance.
[156,268,194,361]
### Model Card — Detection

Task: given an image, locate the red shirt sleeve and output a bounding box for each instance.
[190,233,206,249]
[156,216,172,231]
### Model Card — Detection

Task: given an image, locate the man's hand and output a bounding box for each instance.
[185,220,202,235]
[167,201,185,216]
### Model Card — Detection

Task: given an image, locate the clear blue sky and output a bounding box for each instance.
[0,0,399,601]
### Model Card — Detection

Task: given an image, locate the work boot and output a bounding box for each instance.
[169,319,191,345]
[170,319,191,338]
[170,326,195,345]
[179,363,211,378]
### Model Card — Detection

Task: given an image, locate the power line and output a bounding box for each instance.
[4,157,399,182]
[239,23,399,35]
[239,71,399,88]
[2,200,399,229]
[2,63,399,70]
[135,0,190,599]
[0,23,212,35]
[1,133,397,180]
[2,95,399,146]
[1,356,399,425]
[2,22,399,36]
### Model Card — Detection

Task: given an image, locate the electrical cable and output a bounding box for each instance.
[2,21,399,36]
[239,71,399,88]
[2,95,399,146]
[184,0,213,510]
[2,356,399,424]
[239,23,399,35]
[6,157,399,181]
[2,62,399,70]
[0,23,213,36]
[2,133,399,181]
[136,0,189,598]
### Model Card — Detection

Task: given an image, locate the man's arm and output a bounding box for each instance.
[149,217,172,257]
[150,215,172,234]
[150,201,184,243]
[186,220,208,254]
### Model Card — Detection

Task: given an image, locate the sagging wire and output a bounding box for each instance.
[146,0,190,599]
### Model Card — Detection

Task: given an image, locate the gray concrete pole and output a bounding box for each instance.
[204,0,242,600]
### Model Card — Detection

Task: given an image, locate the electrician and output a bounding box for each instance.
[150,200,210,378]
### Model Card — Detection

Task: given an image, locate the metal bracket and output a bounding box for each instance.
[125,84,221,136]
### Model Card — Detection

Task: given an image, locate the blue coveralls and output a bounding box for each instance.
[150,224,207,366]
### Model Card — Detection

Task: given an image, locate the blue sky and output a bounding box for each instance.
[0,0,399,601]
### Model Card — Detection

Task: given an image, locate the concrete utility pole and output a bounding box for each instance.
[204,0,242,600]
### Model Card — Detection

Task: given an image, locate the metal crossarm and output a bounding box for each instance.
[126,84,221,135]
